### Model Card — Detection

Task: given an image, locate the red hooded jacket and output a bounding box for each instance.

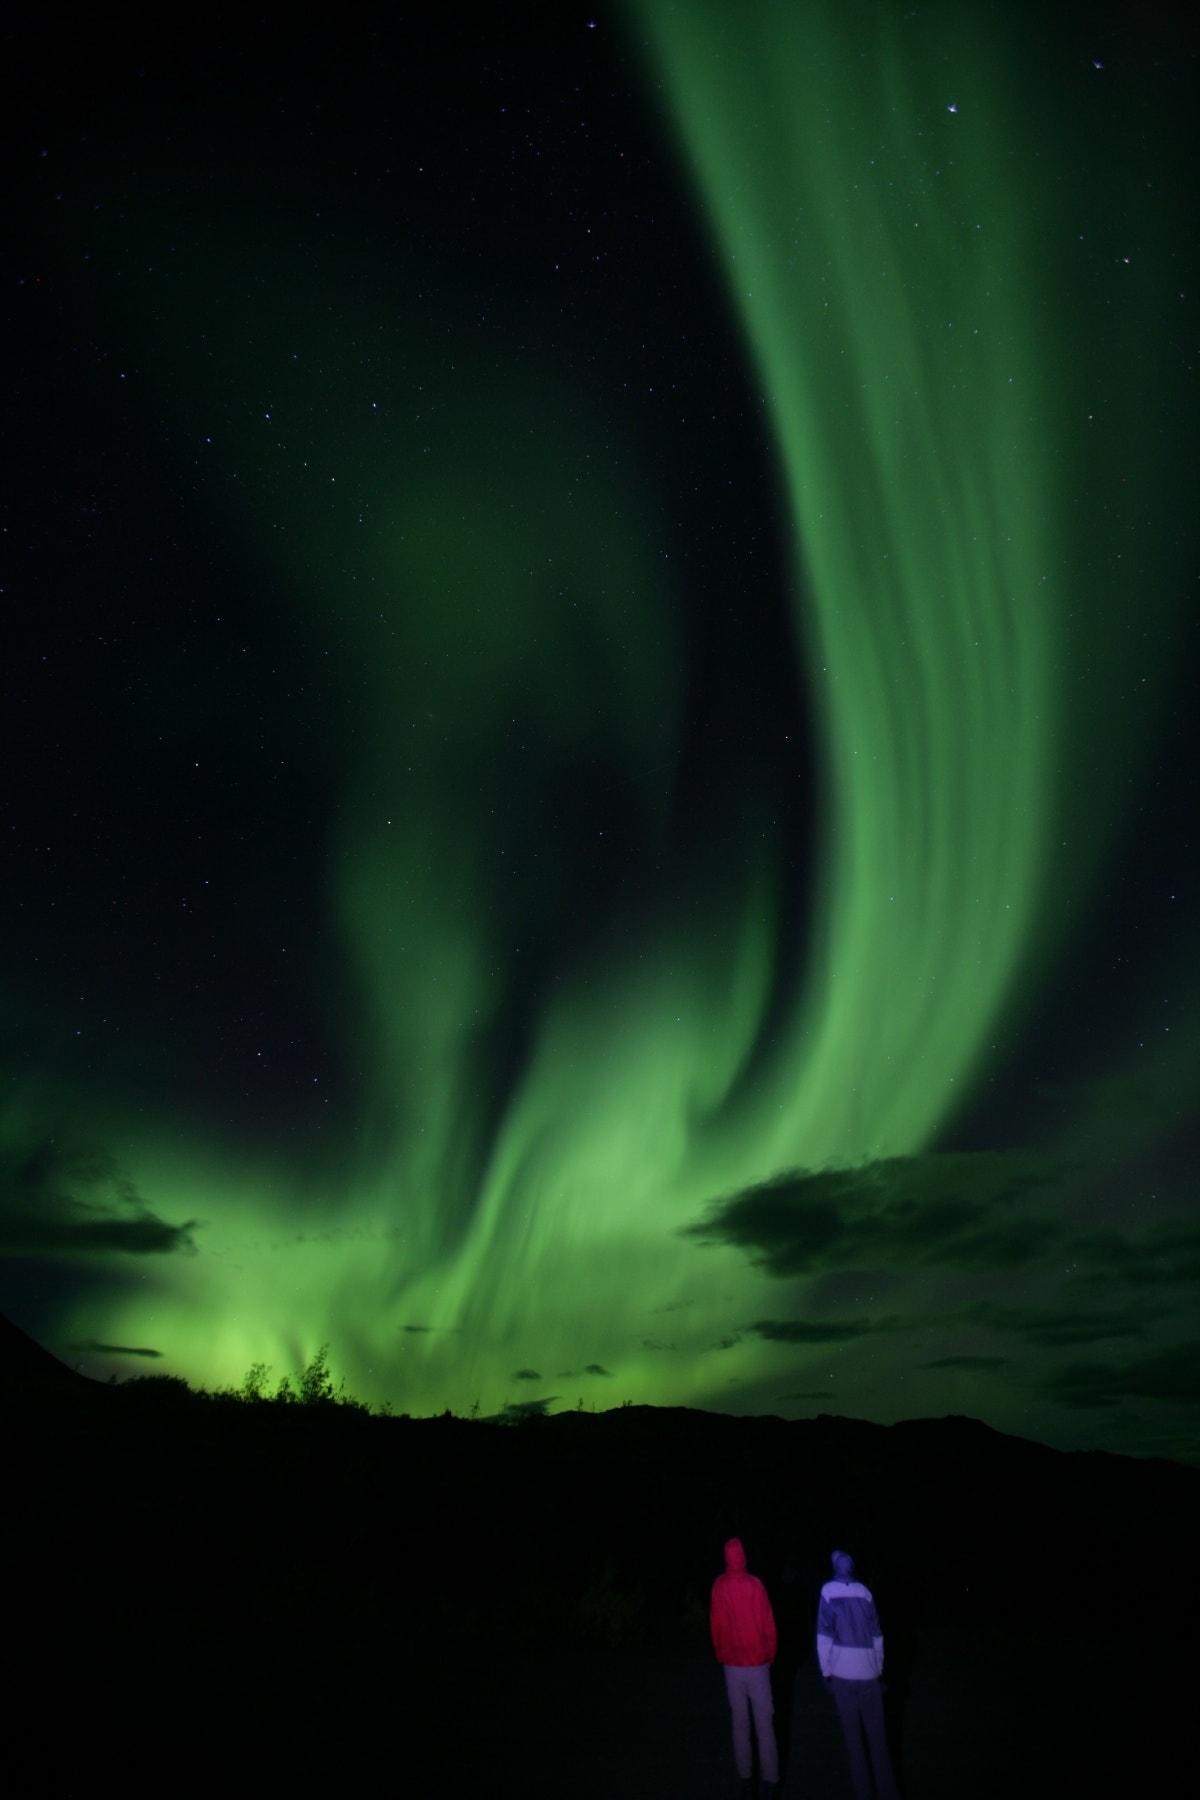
[710,1538,777,1667]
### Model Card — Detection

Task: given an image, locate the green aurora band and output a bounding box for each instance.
[24,2,1189,1419]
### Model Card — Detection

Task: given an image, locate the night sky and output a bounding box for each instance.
[2,2,1196,1459]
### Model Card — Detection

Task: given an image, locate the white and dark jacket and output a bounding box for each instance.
[815,1579,885,1681]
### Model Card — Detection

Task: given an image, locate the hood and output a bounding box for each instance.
[724,1537,747,1573]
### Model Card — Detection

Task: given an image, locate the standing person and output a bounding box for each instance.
[816,1550,900,1800]
[710,1537,781,1799]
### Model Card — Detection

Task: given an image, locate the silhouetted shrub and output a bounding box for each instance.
[297,1344,336,1406]
[119,1373,194,1406]
[240,1361,273,1401]
[575,1561,649,1645]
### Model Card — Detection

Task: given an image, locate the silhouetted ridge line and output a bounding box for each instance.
[0,1312,97,1388]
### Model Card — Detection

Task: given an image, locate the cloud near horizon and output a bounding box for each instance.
[924,1353,1011,1372]
[494,1397,557,1422]
[751,1317,895,1344]
[0,1144,197,1258]
[681,1154,1199,1289]
[1043,1340,1200,1411]
[961,1300,1161,1349]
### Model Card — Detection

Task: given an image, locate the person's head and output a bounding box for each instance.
[831,1549,855,1581]
[724,1537,748,1572]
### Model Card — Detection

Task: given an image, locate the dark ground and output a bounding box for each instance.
[10,1622,1161,1797]
[3,1319,1191,1797]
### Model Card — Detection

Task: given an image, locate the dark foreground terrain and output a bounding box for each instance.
[5,1316,1195,1796]
[11,1620,1166,1798]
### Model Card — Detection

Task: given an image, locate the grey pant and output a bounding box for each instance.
[723,1662,779,1783]
[829,1676,899,1800]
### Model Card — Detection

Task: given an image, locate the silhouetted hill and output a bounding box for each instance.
[3,1318,1196,1641]
[0,1310,99,1390]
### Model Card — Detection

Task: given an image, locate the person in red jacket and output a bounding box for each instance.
[710,1537,780,1798]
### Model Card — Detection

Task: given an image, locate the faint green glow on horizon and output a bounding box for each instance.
[36,2,1187,1422]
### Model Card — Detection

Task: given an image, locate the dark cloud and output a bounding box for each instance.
[0,1143,196,1257]
[494,1397,556,1422]
[68,1340,163,1359]
[1046,1059,1198,1136]
[751,1317,893,1344]
[923,1354,1010,1371]
[513,1367,541,1381]
[1084,1222,1200,1287]
[583,1363,613,1377]
[642,1338,676,1352]
[402,1324,434,1334]
[1043,1341,1200,1410]
[680,1153,1200,1288]
[963,1300,1155,1348]
[681,1154,1071,1277]
[804,1269,905,1309]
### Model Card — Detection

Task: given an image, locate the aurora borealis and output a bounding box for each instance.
[2,3,1196,1457]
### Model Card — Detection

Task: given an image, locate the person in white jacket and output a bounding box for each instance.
[815,1550,899,1800]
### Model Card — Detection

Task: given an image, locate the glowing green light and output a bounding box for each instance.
[36,2,1186,1423]
[633,0,1062,1176]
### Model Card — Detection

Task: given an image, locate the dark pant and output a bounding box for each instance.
[724,1663,779,1783]
[830,1676,898,1800]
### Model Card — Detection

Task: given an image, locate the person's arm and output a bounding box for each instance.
[868,1597,884,1676]
[815,1589,835,1678]
[760,1587,778,1664]
[710,1580,725,1662]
